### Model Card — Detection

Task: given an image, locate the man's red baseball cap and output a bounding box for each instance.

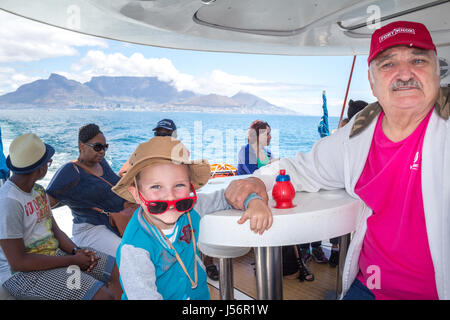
[368,21,436,65]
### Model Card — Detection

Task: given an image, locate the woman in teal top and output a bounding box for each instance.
[237,120,272,175]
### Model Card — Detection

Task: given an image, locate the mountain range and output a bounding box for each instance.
[0,73,296,114]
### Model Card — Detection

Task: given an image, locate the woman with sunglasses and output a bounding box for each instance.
[46,123,128,258]
[112,136,272,300]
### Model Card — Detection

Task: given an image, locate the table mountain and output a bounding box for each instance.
[0,73,296,114]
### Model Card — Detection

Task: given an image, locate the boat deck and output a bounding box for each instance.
[207,249,339,300]
[51,207,340,300]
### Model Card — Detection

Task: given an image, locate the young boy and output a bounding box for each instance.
[112,136,272,300]
[0,133,122,300]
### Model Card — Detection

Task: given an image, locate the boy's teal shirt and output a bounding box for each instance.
[116,207,209,300]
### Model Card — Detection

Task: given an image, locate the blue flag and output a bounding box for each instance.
[0,127,10,180]
[318,91,329,138]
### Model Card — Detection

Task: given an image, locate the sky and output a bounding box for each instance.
[0,10,376,116]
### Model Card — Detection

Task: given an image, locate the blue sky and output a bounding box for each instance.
[0,10,375,116]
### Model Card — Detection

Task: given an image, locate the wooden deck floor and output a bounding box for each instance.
[208,249,339,300]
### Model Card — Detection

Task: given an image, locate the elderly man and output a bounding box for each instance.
[225,21,449,300]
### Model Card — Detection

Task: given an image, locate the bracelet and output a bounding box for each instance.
[71,247,81,255]
[243,193,263,210]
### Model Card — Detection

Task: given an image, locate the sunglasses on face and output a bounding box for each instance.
[138,183,197,215]
[84,142,109,152]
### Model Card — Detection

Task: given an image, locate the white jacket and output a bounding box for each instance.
[254,87,450,299]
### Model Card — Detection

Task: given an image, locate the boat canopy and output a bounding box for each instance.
[0,0,449,56]
[0,0,449,84]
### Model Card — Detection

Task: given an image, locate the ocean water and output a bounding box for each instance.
[0,109,339,187]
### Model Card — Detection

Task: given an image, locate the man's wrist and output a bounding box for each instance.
[243,193,263,210]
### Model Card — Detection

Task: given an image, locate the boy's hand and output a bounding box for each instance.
[237,199,273,235]
[72,249,100,272]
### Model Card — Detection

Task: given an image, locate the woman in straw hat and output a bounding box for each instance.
[0,133,122,299]
[112,136,272,300]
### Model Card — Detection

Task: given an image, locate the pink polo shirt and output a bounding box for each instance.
[355,109,438,300]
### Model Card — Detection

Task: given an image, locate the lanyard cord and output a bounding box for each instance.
[153,211,198,289]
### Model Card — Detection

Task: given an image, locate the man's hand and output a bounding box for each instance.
[237,199,273,235]
[225,177,268,210]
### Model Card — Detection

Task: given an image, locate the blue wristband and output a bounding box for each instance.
[243,193,263,210]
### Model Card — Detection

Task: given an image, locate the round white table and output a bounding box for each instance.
[197,176,362,300]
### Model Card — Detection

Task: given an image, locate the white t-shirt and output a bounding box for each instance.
[0,180,59,284]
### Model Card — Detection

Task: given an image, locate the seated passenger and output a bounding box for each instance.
[0,133,121,300]
[237,120,272,175]
[118,118,178,177]
[46,123,134,257]
[153,118,177,138]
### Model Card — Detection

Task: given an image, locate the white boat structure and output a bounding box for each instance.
[1,0,450,300]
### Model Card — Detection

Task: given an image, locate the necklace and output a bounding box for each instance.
[135,178,198,289]
[143,208,198,289]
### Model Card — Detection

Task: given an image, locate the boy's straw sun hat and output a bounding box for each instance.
[112,136,210,203]
[6,133,55,174]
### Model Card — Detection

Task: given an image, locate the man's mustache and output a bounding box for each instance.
[390,78,422,91]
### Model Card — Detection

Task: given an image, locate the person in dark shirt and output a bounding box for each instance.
[47,124,128,257]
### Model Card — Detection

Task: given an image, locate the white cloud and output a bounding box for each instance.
[0,67,40,94]
[193,69,278,97]
[65,50,197,89]
[197,69,338,114]
[0,11,107,63]
[66,51,300,100]
[0,9,373,117]
[42,49,356,115]
[0,10,377,116]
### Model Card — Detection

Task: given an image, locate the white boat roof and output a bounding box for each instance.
[0,0,449,56]
[1,0,449,84]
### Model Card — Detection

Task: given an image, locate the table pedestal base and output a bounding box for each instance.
[218,258,234,300]
[254,246,283,300]
[336,233,351,297]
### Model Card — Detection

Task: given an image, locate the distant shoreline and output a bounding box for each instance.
[0,106,308,116]
[2,107,343,118]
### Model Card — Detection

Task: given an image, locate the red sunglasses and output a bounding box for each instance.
[138,183,197,215]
